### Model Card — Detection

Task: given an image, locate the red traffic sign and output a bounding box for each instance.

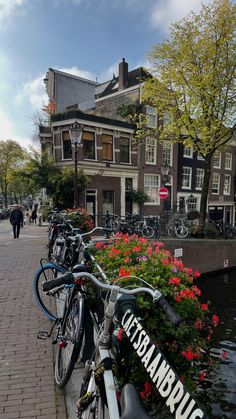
[159,187,169,200]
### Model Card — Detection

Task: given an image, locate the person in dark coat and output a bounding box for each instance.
[31,208,37,224]
[10,204,24,238]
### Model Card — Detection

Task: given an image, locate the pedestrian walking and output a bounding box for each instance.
[31,208,37,224]
[24,208,30,226]
[10,204,24,238]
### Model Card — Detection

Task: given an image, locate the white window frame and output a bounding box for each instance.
[197,152,205,161]
[225,153,232,170]
[223,174,231,195]
[183,146,193,158]
[195,168,204,190]
[145,137,157,165]
[213,151,221,169]
[212,173,220,194]
[162,141,173,166]
[144,174,160,204]
[182,166,192,189]
[146,105,157,129]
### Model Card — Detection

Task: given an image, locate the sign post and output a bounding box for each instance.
[159,187,169,200]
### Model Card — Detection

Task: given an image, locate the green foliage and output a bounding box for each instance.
[140,0,236,225]
[65,208,94,232]
[128,189,149,205]
[92,234,219,412]
[0,140,26,206]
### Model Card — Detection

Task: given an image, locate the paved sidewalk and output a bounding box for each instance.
[0,220,67,419]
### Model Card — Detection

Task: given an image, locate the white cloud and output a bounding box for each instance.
[14,74,47,110]
[58,66,96,81]
[0,108,33,148]
[150,0,212,32]
[0,0,29,27]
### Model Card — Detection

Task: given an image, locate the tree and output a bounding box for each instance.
[21,149,89,209]
[0,140,26,207]
[142,0,236,225]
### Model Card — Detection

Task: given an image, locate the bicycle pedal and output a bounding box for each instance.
[37,331,49,340]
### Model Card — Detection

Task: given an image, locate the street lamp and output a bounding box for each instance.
[161,161,171,185]
[69,121,83,208]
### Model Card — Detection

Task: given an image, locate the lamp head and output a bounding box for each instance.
[69,121,83,146]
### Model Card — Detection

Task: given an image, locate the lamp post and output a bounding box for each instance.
[69,121,83,208]
[161,161,171,185]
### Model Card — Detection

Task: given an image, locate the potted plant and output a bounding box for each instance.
[92,234,219,414]
[204,222,218,239]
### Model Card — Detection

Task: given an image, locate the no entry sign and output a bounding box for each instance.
[159,187,169,199]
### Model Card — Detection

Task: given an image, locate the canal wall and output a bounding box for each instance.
[161,238,236,275]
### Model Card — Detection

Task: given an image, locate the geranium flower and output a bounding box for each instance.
[195,319,203,330]
[169,277,181,285]
[117,328,124,341]
[132,245,142,253]
[199,371,207,381]
[118,267,130,277]
[212,314,219,327]
[201,304,209,311]
[194,271,200,278]
[140,382,152,400]
[182,348,200,361]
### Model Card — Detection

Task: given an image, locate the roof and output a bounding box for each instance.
[51,109,135,130]
[95,67,151,98]
[48,68,99,86]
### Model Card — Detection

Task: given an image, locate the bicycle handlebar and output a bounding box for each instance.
[43,270,182,326]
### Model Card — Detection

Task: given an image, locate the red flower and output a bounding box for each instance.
[140,382,152,400]
[117,328,124,341]
[201,304,209,311]
[212,314,219,327]
[118,267,130,277]
[194,271,200,278]
[132,245,142,253]
[182,349,200,361]
[199,371,207,381]
[169,277,181,285]
[185,267,193,275]
[195,319,203,330]
[192,285,201,296]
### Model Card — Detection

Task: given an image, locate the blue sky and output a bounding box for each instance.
[0,0,212,149]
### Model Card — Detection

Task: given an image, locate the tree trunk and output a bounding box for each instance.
[199,154,212,227]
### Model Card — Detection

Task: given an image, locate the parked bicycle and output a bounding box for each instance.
[167,217,189,238]
[39,270,207,418]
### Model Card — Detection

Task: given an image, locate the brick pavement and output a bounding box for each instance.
[0,221,67,419]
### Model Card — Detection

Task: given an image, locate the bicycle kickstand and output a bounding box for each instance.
[37,318,58,340]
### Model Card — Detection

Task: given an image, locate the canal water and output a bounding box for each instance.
[196,270,236,418]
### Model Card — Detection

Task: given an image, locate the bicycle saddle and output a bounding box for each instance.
[120,383,152,419]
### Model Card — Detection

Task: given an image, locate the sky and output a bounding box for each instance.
[0,0,213,149]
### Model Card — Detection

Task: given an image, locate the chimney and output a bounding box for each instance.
[118,58,128,90]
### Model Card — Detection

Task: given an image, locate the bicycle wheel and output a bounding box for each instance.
[141,226,154,238]
[176,225,188,238]
[33,263,66,321]
[54,292,85,388]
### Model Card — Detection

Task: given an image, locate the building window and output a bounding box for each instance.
[182,167,192,189]
[195,168,204,190]
[144,174,160,204]
[120,137,130,163]
[212,173,220,194]
[103,190,114,214]
[162,142,172,166]
[125,178,133,190]
[187,196,198,212]
[197,152,205,160]
[145,138,157,164]
[83,131,96,160]
[213,151,221,168]
[183,146,193,158]
[146,105,157,129]
[223,174,231,195]
[102,134,113,161]
[62,131,72,159]
[225,153,232,170]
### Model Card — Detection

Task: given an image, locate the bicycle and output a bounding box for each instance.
[33,226,110,322]
[41,270,207,418]
[167,217,189,238]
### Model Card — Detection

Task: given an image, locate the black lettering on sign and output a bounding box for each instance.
[121,311,207,419]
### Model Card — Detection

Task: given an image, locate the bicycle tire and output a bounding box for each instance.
[54,292,85,388]
[175,225,188,238]
[141,226,154,239]
[33,263,66,321]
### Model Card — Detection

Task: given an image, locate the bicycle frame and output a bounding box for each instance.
[75,274,207,419]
